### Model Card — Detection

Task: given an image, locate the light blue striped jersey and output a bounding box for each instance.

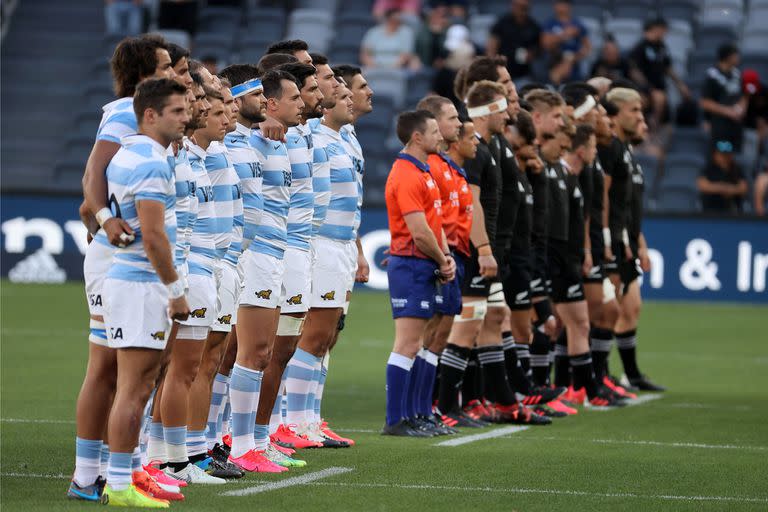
[285,124,314,251]
[105,134,176,282]
[224,123,260,261]
[205,141,238,259]
[248,129,291,260]
[308,119,330,235]
[313,124,358,241]
[170,144,196,267]
[186,142,217,276]
[340,124,364,237]
[93,98,138,249]
[96,97,137,144]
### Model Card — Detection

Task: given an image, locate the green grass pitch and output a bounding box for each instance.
[1,281,767,511]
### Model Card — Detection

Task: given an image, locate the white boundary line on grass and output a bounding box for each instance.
[502,435,768,452]
[221,467,354,496]
[1,418,75,424]
[434,426,529,447]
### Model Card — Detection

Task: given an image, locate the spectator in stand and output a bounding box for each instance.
[416,4,450,68]
[590,35,630,83]
[157,0,197,35]
[754,160,768,215]
[487,0,541,79]
[432,24,476,103]
[541,0,591,80]
[104,0,143,37]
[701,43,746,152]
[374,0,422,18]
[545,50,574,89]
[628,17,690,130]
[361,8,421,70]
[697,140,748,214]
[743,69,768,157]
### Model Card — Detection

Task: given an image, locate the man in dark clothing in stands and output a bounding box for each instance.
[700,43,746,152]
[487,0,541,80]
[697,140,748,214]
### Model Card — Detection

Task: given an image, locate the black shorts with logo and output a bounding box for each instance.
[547,239,584,303]
[529,240,549,299]
[502,255,533,311]
[461,245,492,298]
[584,249,605,284]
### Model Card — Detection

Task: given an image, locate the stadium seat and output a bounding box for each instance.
[658,0,699,23]
[635,153,659,195]
[155,29,192,50]
[656,184,700,212]
[687,50,715,90]
[404,69,435,109]
[243,8,287,42]
[612,0,656,20]
[238,33,277,63]
[193,32,235,62]
[604,18,643,52]
[297,0,339,9]
[530,0,556,23]
[667,127,709,156]
[661,154,706,188]
[702,0,744,11]
[287,9,334,54]
[337,12,377,46]
[329,41,361,65]
[695,22,738,52]
[476,0,511,16]
[741,52,768,80]
[197,6,242,33]
[742,32,768,56]
[363,68,407,107]
[666,31,692,63]
[336,0,375,15]
[572,1,607,21]
[469,14,497,48]
[699,9,743,31]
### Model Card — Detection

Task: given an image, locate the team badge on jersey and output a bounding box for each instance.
[151,331,165,341]
[190,308,207,318]
[256,289,273,299]
[321,291,336,301]
[217,314,232,325]
[286,294,303,305]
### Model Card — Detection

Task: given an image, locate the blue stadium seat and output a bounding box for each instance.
[687,50,714,90]
[238,33,277,63]
[695,22,738,54]
[469,14,497,48]
[667,127,709,156]
[287,9,334,54]
[337,12,376,46]
[661,154,706,188]
[193,32,235,62]
[530,0,556,23]
[198,6,242,33]
[572,1,607,21]
[742,31,768,56]
[604,18,643,52]
[612,0,656,20]
[635,153,659,197]
[297,0,339,10]
[476,0,511,16]
[156,29,192,50]
[243,9,286,42]
[337,0,374,15]
[328,41,361,65]
[404,69,435,109]
[658,0,699,23]
[656,184,701,212]
[741,52,768,79]
[363,68,407,108]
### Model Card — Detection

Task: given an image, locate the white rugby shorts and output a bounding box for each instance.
[310,237,355,309]
[103,278,171,350]
[83,241,114,319]
[212,260,240,332]
[178,273,217,328]
[239,250,285,308]
[280,247,311,314]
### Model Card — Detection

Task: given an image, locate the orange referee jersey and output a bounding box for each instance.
[385,153,443,259]
[428,152,473,258]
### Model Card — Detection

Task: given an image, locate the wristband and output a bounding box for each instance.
[603,228,611,247]
[95,207,113,227]
[167,279,185,299]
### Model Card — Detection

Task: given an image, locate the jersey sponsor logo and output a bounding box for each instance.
[217,314,232,325]
[320,291,336,301]
[515,290,529,304]
[443,170,452,180]
[426,178,435,189]
[150,330,165,341]
[588,266,601,277]
[420,300,430,309]
[391,297,408,308]
[110,327,124,340]
[286,293,303,305]
[505,147,513,158]
[567,284,583,298]
[89,294,103,307]
[470,275,485,288]
[283,170,292,187]
[434,295,443,304]
[190,307,207,318]
[256,289,273,300]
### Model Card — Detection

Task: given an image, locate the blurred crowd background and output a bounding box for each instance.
[3,0,768,216]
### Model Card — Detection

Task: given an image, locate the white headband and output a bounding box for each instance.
[467,97,508,119]
[573,95,597,119]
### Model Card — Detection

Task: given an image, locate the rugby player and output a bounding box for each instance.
[382,110,455,436]
[266,39,313,65]
[70,34,179,503]
[101,78,190,507]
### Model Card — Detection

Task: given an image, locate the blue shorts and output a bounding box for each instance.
[436,252,464,316]
[387,255,438,319]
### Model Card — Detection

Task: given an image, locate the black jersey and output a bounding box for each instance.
[465,134,502,253]
[627,146,645,250]
[580,157,605,253]
[508,167,533,261]
[493,134,521,254]
[566,172,585,259]
[528,164,549,247]
[599,137,632,241]
[545,159,569,242]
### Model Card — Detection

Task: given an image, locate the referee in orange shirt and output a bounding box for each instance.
[382,110,456,437]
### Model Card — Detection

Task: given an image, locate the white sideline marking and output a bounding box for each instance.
[435,426,529,447]
[4,471,766,504]
[502,435,768,452]
[662,402,755,412]
[337,428,377,433]
[221,466,354,496]
[1,418,74,424]
[585,393,663,411]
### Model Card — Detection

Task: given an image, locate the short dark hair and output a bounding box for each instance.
[514,109,536,144]
[396,110,435,145]
[266,39,309,55]
[110,34,169,98]
[258,53,298,74]
[133,78,187,123]
[332,64,362,85]
[190,70,203,86]
[203,84,223,101]
[310,53,329,66]
[561,85,590,108]
[718,42,739,62]
[464,56,508,91]
[218,64,260,86]
[416,95,453,117]
[609,77,640,91]
[571,123,595,149]
[167,43,189,66]
[262,69,297,100]
[277,62,316,89]
[643,16,668,32]
[600,97,619,116]
[457,120,472,138]
[518,82,548,97]
[188,58,204,75]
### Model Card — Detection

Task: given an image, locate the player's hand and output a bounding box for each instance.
[104,217,135,248]
[604,245,614,262]
[356,251,370,283]
[526,156,544,175]
[168,296,190,322]
[439,255,456,282]
[478,252,498,279]
[259,118,286,142]
[624,244,633,261]
[79,201,99,235]
[582,252,593,277]
[638,248,651,272]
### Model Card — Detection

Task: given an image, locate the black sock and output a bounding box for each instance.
[502,332,530,395]
[615,329,641,378]
[477,344,516,405]
[189,453,208,465]
[553,331,571,388]
[168,460,189,472]
[530,328,550,387]
[461,349,481,406]
[516,343,531,375]
[590,326,613,381]
[570,352,598,398]
[437,344,469,414]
